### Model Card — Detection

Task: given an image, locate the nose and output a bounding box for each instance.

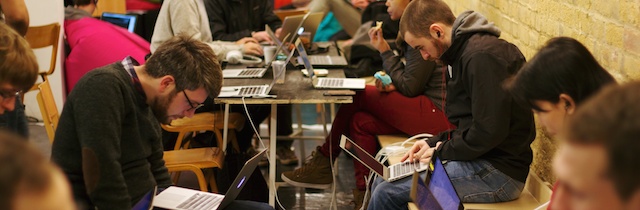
[1,97,17,113]
[421,51,430,60]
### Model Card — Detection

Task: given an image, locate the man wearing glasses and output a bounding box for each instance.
[51,35,232,209]
[0,22,39,137]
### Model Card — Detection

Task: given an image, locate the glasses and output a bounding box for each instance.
[182,90,204,111]
[0,90,21,102]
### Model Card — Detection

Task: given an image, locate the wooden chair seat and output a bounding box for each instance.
[164,147,225,192]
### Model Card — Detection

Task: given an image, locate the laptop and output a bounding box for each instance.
[132,186,157,210]
[297,42,365,89]
[101,12,137,32]
[277,12,324,42]
[152,150,267,210]
[294,32,347,68]
[339,135,429,182]
[222,68,267,79]
[410,156,464,210]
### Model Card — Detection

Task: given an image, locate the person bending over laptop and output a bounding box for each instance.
[281,0,451,209]
[504,37,617,210]
[367,0,535,209]
[554,81,640,210]
[51,35,271,210]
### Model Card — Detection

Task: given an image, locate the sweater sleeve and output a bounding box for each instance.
[71,74,131,209]
[205,0,251,41]
[149,144,172,188]
[432,52,512,160]
[262,0,282,31]
[381,45,436,97]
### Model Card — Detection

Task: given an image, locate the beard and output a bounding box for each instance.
[149,90,177,124]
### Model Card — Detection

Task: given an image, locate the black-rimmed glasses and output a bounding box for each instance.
[182,90,204,111]
[0,90,21,102]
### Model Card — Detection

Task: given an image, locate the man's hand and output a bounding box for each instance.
[401,141,442,163]
[236,37,259,45]
[242,42,263,56]
[252,31,272,43]
[368,27,391,53]
[375,79,396,92]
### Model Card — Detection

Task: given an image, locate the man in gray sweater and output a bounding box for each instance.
[51,35,271,209]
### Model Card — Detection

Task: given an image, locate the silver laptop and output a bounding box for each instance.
[222,68,267,78]
[278,12,324,42]
[339,135,429,182]
[153,150,267,210]
[296,41,365,89]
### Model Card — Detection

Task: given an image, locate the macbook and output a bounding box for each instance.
[339,135,429,182]
[297,42,365,89]
[152,150,267,210]
[410,156,464,210]
[222,68,267,79]
[101,12,137,32]
[278,12,324,42]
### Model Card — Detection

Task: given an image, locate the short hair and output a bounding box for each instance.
[399,0,455,39]
[0,130,54,209]
[145,34,223,98]
[0,22,39,91]
[565,81,640,201]
[504,37,616,111]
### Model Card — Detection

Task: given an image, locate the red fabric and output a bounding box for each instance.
[320,85,452,190]
[548,181,560,210]
[274,0,292,9]
[64,18,150,94]
[126,0,161,11]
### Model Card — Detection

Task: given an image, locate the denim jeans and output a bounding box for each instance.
[367,159,525,210]
[0,98,29,138]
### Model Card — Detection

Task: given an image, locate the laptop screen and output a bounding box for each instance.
[414,157,463,210]
[132,186,156,210]
[295,39,314,77]
[101,12,137,32]
[339,135,385,177]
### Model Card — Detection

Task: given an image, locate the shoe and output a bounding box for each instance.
[281,146,333,189]
[276,146,299,165]
[352,189,369,210]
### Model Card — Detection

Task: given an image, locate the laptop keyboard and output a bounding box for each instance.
[176,193,223,210]
[239,86,265,95]
[391,161,421,177]
[318,78,343,87]
[238,68,265,76]
[309,56,331,64]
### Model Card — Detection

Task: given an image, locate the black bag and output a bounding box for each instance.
[215,150,269,203]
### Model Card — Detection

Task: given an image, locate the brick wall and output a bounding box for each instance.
[441,0,640,184]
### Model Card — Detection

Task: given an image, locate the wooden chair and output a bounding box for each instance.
[274,8,309,21]
[161,111,246,192]
[35,80,59,143]
[25,23,60,84]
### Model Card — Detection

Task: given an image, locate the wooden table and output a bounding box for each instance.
[214,68,353,206]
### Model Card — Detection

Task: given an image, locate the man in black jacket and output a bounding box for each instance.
[367,0,535,209]
[204,0,282,42]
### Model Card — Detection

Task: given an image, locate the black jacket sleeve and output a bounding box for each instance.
[380,45,436,97]
[262,0,282,31]
[205,0,251,41]
[428,52,512,160]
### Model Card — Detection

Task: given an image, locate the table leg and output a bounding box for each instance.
[269,103,277,207]
[223,104,230,153]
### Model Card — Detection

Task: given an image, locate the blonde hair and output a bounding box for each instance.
[0,22,39,91]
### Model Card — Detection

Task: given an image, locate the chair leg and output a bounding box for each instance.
[205,169,219,193]
[190,167,209,192]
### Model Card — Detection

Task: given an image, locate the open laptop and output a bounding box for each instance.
[222,68,268,79]
[339,135,428,182]
[101,12,137,32]
[278,12,324,42]
[132,186,157,210]
[152,150,267,210]
[297,42,365,89]
[410,156,464,210]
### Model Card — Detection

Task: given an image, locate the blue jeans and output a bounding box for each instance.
[0,98,29,138]
[367,159,525,210]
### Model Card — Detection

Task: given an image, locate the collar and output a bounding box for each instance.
[440,33,472,65]
[121,56,147,102]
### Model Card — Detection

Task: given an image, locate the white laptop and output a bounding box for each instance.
[296,41,365,89]
[222,68,267,79]
[152,150,267,210]
[339,135,429,182]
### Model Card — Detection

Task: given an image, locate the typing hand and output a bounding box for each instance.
[401,141,441,163]
[236,37,259,45]
[242,42,263,56]
[375,79,396,92]
[252,31,272,43]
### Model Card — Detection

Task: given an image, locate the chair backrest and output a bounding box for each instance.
[36,80,59,143]
[274,9,308,21]
[25,23,61,77]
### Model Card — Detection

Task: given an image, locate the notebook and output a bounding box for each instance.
[297,42,365,89]
[277,12,324,42]
[410,156,464,210]
[222,68,267,79]
[101,12,137,32]
[152,150,267,210]
[339,135,428,182]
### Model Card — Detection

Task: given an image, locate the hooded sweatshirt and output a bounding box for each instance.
[427,11,535,183]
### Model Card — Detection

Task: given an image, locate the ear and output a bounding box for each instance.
[429,24,443,39]
[158,75,176,94]
[559,93,576,114]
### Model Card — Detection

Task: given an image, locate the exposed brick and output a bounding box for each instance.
[623,55,640,80]
[620,0,640,25]
[624,28,640,56]
[605,23,625,48]
[592,0,620,19]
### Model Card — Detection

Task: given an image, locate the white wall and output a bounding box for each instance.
[23,0,65,121]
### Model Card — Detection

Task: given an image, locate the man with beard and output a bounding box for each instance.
[51,35,228,209]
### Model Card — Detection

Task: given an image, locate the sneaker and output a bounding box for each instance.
[352,189,369,210]
[276,146,299,165]
[281,146,333,189]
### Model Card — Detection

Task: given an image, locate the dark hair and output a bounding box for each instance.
[72,0,94,6]
[565,81,640,201]
[504,37,616,111]
[145,34,223,98]
[0,22,39,91]
[0,131,53,209]
[399,0,455,39]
